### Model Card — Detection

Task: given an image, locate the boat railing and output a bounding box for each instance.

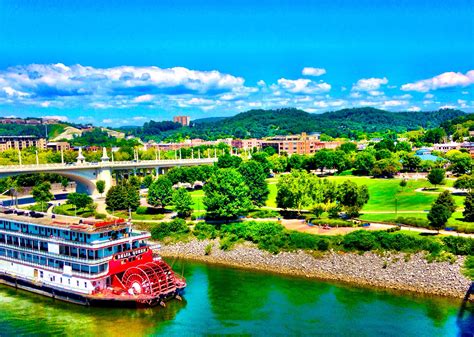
[0,242,112,264]
[0,254,109,278]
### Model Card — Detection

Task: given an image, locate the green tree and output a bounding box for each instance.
[203,168,251,219]
[454,174,474,192]
[427,204,451,232]
[251,151,272,174]
[336,180,370,217]
[67,192,93,210]
[434,190,456,214]
[96,180,106,196]
[354,152,376,175]
[105,183,140,211]
[395,141,412,153]
[371,158,402,177]
[60,177,69,191]
[312,149,335,172]
[463,192,474,222]
[339,142,357,153]
[172,188,194,218]
[427,168,445,188]
[238,160,269,207]
[446,152,472,175]
[142,175,154,188]
[147,176,173,208]
[32,182,53,211]
[399,179,407,190]
[216,153,243,169]
[128,175,141,189]
[276,169,319,214]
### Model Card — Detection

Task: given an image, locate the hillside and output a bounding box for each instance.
[191,107,465,138]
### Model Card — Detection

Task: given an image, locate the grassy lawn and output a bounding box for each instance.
[114,209,166,221]
[53,203,96,218]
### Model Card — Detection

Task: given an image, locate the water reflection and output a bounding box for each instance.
[457,282,474,337]
[0,260,467,336]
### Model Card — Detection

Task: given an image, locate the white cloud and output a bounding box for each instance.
[133,94,155,103]
[407,106,421,112]
[302,67,326,77]
[382,100,408,107]
[42,115,68,121]
[401,70,474,92]
[368,90,384,96]
[277,78,331,94]
[352,77,388,91]
[424,93,434,99]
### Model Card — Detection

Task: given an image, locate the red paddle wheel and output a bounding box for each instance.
[121,260,185,298]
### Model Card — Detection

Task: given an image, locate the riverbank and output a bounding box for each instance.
[160,239,471,299]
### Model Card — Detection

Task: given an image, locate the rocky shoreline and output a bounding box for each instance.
[159,239,472,299]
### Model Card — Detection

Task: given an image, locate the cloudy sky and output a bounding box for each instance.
[0,0,473,126]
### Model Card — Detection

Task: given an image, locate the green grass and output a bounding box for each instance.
[53,203,95,218]
[114,209,165,221]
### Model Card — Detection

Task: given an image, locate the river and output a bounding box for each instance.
[0,259,472,336]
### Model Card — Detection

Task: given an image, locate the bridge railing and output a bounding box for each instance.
[0,157,218,172]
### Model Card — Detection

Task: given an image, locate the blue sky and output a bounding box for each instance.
[0,0,473,126]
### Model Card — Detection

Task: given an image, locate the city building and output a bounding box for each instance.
[433,142,461,152]
[46,142,71,152]
[231,138,259,150]
[260,132,339,155]
[0,136,47,152]
[173,116,191,126]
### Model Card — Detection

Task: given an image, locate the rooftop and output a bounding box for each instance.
[0,207,129,233]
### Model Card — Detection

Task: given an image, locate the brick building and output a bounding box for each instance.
[0,136,47,151]
[173,116,191,126]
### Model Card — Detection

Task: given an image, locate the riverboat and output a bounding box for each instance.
[0,207,185,307]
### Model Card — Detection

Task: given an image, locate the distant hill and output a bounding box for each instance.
[190,107,466,138]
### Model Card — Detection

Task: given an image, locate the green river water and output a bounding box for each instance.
[0,259,472,337]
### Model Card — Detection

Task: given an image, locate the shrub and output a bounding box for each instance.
[95,213,107,219]
[135,206,149,215]
[219,235,239,251]
[193,222,218,240]
[441,236,474,255]
[309,218,353,227]
[247,209,280,219]
[288,231,330,251]
[150,218,190,240]
[343,230,378,251]
[463,256,474,280]
[395,216,430,228]
[204,243,213,255]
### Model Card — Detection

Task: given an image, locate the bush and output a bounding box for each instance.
[219,235,239,251]
[343,230,378,251]
[309,218,354,227]
[204,243,213,255]
[193,222,218,240]
[441,236,474,255]
[463,256,474,280]
[395,216,430,228]
[135,206,149,215]
[95,213,107,219]
[150,218,190,240]
[287,231,330,251]
[247,209,280,219]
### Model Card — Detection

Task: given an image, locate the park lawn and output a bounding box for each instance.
[114,209,166,221]
[189,189,205,211]
[53,203,95,218]
[359,210,473,231]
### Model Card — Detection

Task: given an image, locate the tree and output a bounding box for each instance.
[354,152,376,175]
[434,190,456,214]
[238,160,269,207]
[336,180,370,217]
[463,192,474,221]
[142,175,154,188]
[203,168,252,219]
[172,188,193,218]
[399,179,407,190]
[128,175,141,189]
[371,158,401,178]
[454,174,474,192]
[105,183,140,211]
[427,168,445,188]
[32,182,53,211]
[446,152,472,175]
[67,192,93,210]
[395,141,412,153]
[148,176,173,208]
[339,142,357,153]
[251,151,272,174]
[61,178,69,191]
[400,153,421,172]
[311,149,335,172]
[216,153,242,169]
[276,170,319,214]
[427,204,451,232]
[96,180,106,196]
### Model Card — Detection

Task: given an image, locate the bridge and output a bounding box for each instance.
[0,148,217,196]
